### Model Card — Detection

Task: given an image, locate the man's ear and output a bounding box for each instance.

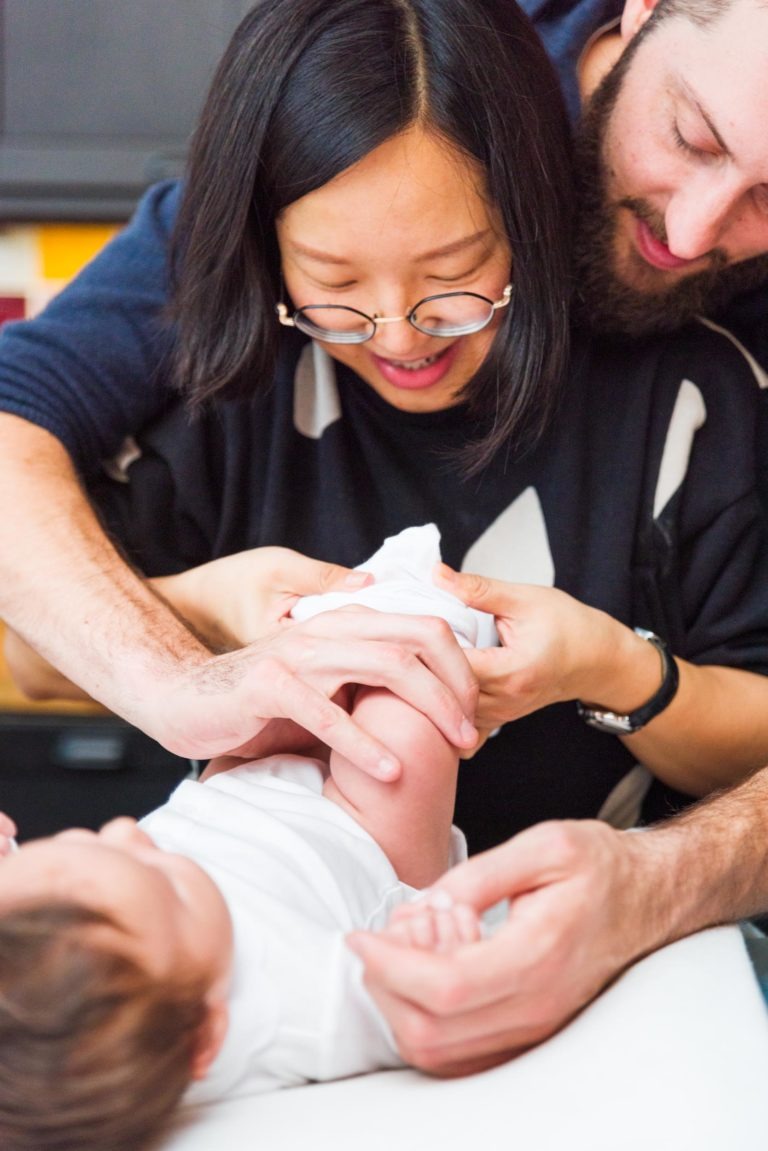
[189,997,229,1081]
[620,0,659,41]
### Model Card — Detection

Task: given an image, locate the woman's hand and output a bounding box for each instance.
[153,546,373,649]
[434,564,768,794]
[433,565,654,729]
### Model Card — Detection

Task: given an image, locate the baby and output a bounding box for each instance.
[0,527,496,1151]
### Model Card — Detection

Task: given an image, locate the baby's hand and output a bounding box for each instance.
[0,812,18,856]
[382,891,482,953]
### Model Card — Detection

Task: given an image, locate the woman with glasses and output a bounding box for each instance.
[2,0,768,1078]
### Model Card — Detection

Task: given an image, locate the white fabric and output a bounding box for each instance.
[161,925,768,1151]
[292,524,498,648]
[141,758,468,1102]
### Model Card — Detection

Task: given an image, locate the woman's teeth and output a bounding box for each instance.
[387,350,444,371]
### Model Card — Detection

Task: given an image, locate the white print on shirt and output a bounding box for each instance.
[462,486,555,587]
[293,342,342,438]
[654,380,707,519]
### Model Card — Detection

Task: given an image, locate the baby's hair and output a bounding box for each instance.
[0,903,207,1151]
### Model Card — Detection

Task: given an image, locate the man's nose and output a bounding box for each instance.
[663,177,758,263]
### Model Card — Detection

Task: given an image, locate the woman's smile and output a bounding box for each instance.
[368,340,461,393]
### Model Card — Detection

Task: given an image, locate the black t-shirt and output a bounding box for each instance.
[92,323,768,854]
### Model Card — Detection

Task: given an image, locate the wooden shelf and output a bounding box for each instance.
[0,621,103,716]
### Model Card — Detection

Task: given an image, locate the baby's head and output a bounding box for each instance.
[0,820,233,1151]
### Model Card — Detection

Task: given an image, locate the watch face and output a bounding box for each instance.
[577,630,679,736]
[579,708,635,735]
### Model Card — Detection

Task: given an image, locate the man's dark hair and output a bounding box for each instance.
[170,0,573,473]
[646,0,762,29]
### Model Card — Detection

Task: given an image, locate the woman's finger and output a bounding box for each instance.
[433,563,521,614]
[267,548,374,598]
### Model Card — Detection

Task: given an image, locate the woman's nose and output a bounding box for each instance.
[370,314,433,359]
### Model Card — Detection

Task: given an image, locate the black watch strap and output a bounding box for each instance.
[576,628,680,735]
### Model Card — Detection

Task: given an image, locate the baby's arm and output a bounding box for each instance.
[323,686,459,888]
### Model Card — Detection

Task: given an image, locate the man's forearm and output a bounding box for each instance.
[0,416,479,768]
[0,415,209,725]
[639,766,768,940]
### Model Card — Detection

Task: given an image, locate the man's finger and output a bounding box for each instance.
[312,609,479,726]
[347,928,528,1015]
[0,812,17,839]
[425,822,576,912]
[347,935,551,1066]
[277,624,478,749]
[241,666,404,781]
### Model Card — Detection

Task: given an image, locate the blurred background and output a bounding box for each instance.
[0,1,254,838]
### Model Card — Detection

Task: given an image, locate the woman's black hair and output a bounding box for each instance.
[171,0,573,472]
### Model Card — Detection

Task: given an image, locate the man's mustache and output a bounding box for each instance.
[617,196,728,271]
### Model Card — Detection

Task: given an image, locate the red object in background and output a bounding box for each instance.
[0,297,25,326]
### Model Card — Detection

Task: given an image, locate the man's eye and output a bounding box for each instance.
[672,122,718,161]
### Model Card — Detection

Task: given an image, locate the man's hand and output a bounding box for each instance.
[347,820,678,1075]
[152,546,375,649]
[0,813,18,856]
[149,605,478,779]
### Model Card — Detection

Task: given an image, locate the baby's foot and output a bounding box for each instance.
[383,891,482,953]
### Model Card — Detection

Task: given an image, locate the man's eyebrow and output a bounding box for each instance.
[679,79,730,154]
[288,230,492,265]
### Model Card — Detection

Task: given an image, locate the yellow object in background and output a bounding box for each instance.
[38,224,120,282]
[0,221,119,712]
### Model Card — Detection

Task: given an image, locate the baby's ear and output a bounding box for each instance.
[189,998,229,1081]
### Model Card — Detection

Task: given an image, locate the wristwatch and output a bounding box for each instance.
[576,628,679,735]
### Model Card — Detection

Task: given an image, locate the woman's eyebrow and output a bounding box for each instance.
[414,229,492,262]
[288,243,352,266]
[288,229,492,266]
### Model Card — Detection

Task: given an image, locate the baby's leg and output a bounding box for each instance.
[323,687,459,888]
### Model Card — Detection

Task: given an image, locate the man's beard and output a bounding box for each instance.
[572,49,768,338]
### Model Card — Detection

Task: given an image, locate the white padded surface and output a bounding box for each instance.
[163,926,768,1151]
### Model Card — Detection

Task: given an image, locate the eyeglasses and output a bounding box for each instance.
[276,284,513,345]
